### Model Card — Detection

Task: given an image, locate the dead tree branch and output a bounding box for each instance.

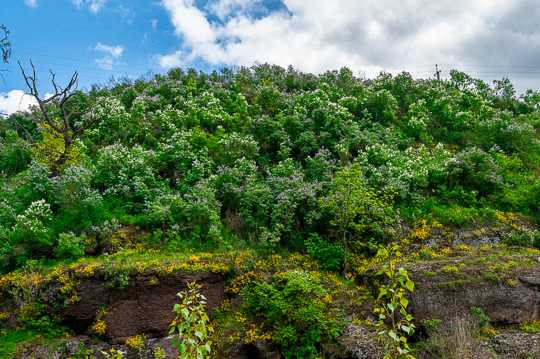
[18,60,106,176]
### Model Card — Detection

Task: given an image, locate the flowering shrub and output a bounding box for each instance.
[156,129,215,192]
[7,200,53,267]
[0,62,538,275]
[474,110,539,154]
[95,144,164,209]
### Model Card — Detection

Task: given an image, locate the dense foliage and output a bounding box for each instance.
[1,64,539,272]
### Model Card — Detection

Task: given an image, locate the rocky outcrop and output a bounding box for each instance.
[411,268,540,325]
[61,271,226,343]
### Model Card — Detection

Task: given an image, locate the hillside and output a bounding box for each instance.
[1,64,540,358]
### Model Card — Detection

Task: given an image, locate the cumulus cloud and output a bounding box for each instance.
[0,90,37,117]
[157,0,540,88]
[93,42,125,70]
[0,91,55,117]
[24,0,38,7]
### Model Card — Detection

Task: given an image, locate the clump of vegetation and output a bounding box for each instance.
[0,62,539,357]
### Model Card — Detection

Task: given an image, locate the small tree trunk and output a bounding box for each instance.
[343,232,348,279]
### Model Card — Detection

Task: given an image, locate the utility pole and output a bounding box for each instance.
[434,64,441,81]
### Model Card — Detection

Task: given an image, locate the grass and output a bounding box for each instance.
[0,329,50,358]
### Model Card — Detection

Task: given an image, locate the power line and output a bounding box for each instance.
[12,57,148,77]
[439,64,540,69]
[13,50,154,71]
[3,65,140,82]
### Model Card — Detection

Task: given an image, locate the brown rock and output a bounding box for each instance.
[62,271,226,342]
[410,267,540,326]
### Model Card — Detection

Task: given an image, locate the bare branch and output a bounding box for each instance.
[10,120,36,146]
[17,60,97,176]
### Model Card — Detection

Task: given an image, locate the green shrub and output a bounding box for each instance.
[53,232,86,259]
[304,234,342,271]
[242,269,344,358]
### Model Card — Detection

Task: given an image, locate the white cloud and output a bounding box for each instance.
[0,91,56,117]
[118,5,135,24]
[94,57,115,71]
[94,42,124,58]
[24,0,38,7]
[157,0,538,93]
[72,0,107,14]
[93,42,124,70]
[72,0,83,9]
[0,90,37,117]
[151,19,159,31]
[206,0,262,21]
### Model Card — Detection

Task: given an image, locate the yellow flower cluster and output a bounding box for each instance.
[455,244,473,253]
[495,210,523,231]
[519,320,540,332]
[220,299,231,311]
[92,319,107,336]
[287,253,318,269]
[243,326,272,344]
[79,264,98,277]
[507,279,518,287]
[226,271,264,294]
[253,254,282,271]
[227,332,241,344]
[126,334,146,348]
[442,265,459,274]
[0,312,9,321]
[47,267,76,295]
[0,270,44,291]
[408,219,444,242]
[232,251,255,270]
[164,260,229,275]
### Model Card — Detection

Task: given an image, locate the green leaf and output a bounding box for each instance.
[400,298,409,308]
[195,331,203,339]
[182,308,189,317]
[405,280,414,292]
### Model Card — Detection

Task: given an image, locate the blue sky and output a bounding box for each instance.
[1,0,540,115]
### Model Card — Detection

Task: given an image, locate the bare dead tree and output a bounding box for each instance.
[18,60,106,176]
[1,25,12,84]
